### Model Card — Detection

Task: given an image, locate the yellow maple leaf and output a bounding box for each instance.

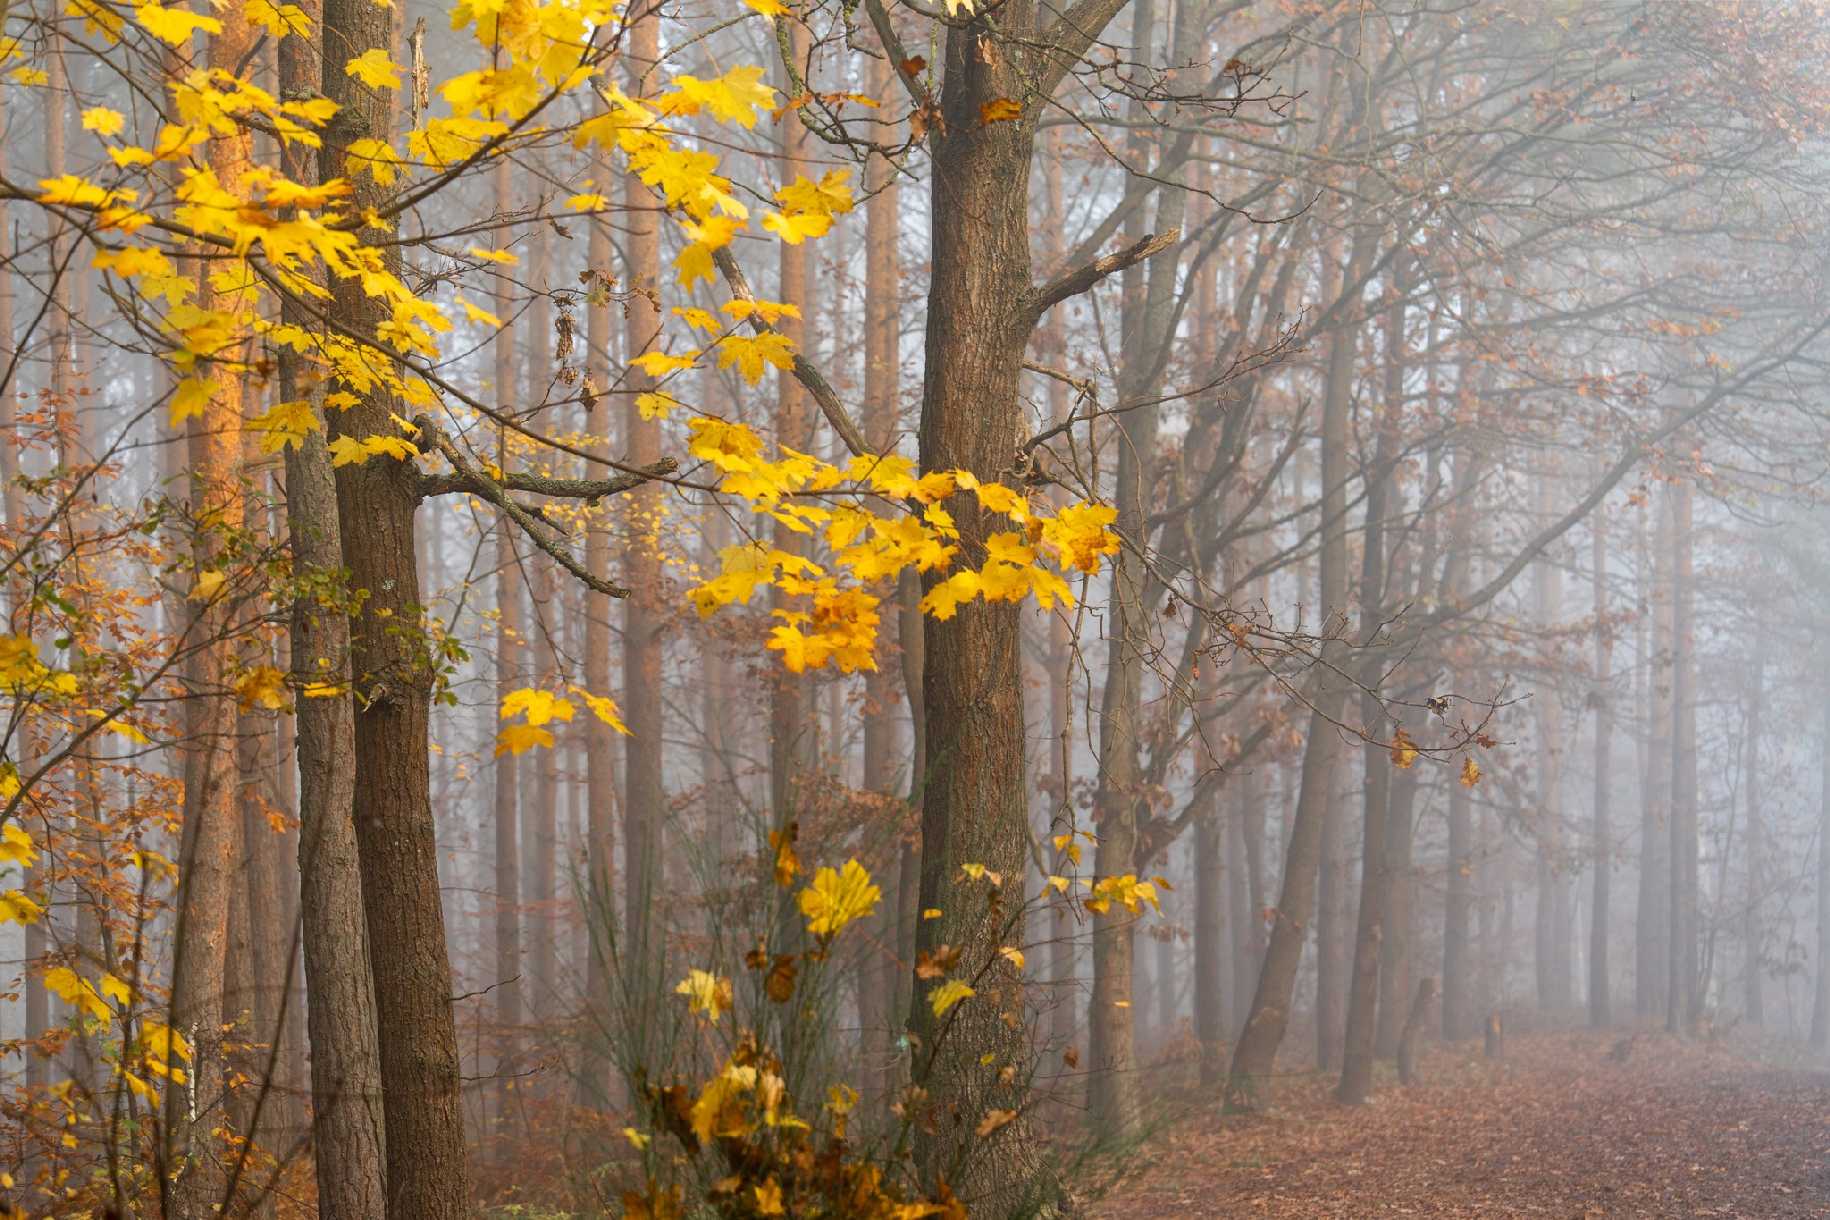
[344,48,402,90]
[0,890,42,925]
[135,1,223,46]
[344,137,401,185]
[234,665,290,712]
[44,966,111,1025]
[715,332,795,385]
[929,978,974,1018]
[1460,755,1481,788]
[189,569,226,601]
[674,968,733,1023]
[80,106,124,137]
[666,66,776,128]
[798,859,881,938]
[169,375,215,427]
[630,349,700,377]
[499,687,575,727]
[494,723,555,756]
[635,392,681,421]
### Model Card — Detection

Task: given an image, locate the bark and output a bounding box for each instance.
[1395,976,1435,1086]
[1194,798,1225,1084]
[579,140,618,1109]
[1590,503,1614,1029]
[902,0,1141,1199]
[1225,247,1359,1110]
[526,229,560,1030]
[165,14,254,1213]
[320,0,470,1206]
[492,153,525,1145]
[1374,772,1418,1058]
[622,4,666,1012]
[267,28,390,1176]
[767,19,816,832]
[860,45,904,1109]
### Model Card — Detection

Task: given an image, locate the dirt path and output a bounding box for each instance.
[1083,1033,1830,1218]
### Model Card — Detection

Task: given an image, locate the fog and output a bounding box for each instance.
[1,0,1828,1214]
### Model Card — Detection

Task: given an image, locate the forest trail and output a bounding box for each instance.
[1085,1033,1830,1218]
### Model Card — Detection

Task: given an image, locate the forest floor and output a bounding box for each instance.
[1082,1030,1830,1217]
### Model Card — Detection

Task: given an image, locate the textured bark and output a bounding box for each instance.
[1395,976,1435,1086]
[1374,771,1418,1059]
[860,46,903,1107]
[1225,248,1358,1110]
[526,229,560,1031]
[579,140,619,1109]
[767,19,816,834]
[622,6,667,1010]
[165,15,253,1213]
[321,0,470,1206]
[1589,503,1614,1029]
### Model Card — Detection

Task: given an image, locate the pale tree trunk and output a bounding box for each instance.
[1339,282,1406,1103]
[1811,682,1830,1049]
[491,153,524,1146]
[768,19,815,835]
[165,14,254,1213]
[320,0,471,1205]
[1533,474,1570,1015]
[1590,500,1614,1029]
[1193,782,1225,1084]
[1666,478,1699,1032]
[1229,772,1263,1040]
[1742,644,1765,1025]
[526,227,560,1037]
[622,5,666,1011]
[860,42,903,1108]
[1225,246,1359,1110]
[1637,492,1673,1018]
[579,140,619,1108]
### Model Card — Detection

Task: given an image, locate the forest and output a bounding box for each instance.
[0,0,1828,1215]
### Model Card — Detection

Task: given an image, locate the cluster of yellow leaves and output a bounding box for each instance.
[682,424,1121,673]
[1084,874,1162,916]
[675,969,734,1024]
[797,860,880,938]
[496,684,629,755]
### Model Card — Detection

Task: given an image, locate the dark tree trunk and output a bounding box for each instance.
[321,0,470,1206]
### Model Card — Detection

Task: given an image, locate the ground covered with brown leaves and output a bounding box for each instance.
[1085,1032,1830,1217]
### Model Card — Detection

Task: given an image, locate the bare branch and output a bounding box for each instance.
[1024,227,1179,325]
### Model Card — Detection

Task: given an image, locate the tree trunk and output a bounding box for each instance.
[1637,493,1673,1019]
[579,138,619,1109]
[1742,645,1765,1025]
[320,0,470,1206]
[621,2,667,1020]
[860,49,903,1106]
[1666,479,1699,1032]
[1812,684,1830,1049]
[1590,502,1614,1029]
[1533,476,1570,1016]
[165,14,254,1212]
[1194,799,1225,1084]
[1396,976,1435,1086]
[491,153,525,1148]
